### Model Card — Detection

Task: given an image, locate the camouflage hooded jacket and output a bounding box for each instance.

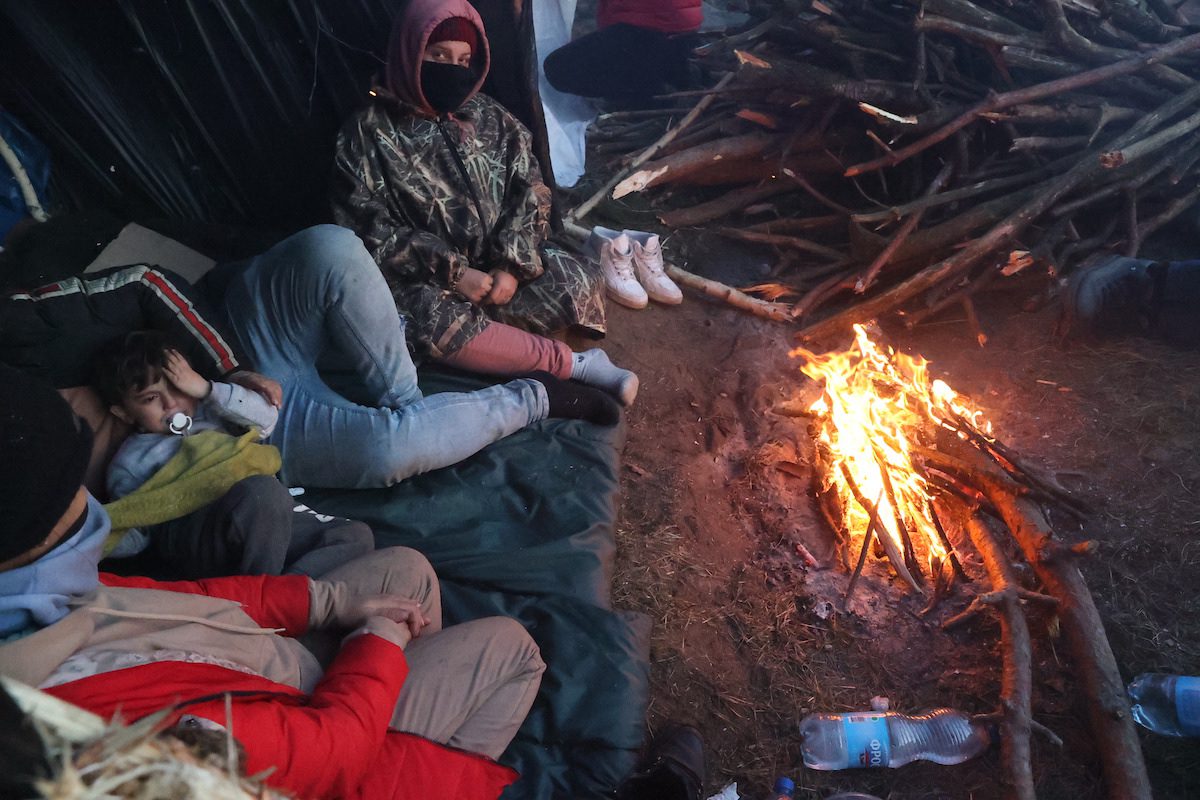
[331,0,604,358]
[332,91,551,294]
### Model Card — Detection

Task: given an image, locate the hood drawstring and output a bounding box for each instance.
[82,605,284,635]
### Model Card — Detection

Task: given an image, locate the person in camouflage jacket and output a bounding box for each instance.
[331,0,606,367]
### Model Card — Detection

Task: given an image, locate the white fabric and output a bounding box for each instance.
[85,223,217,284]
[533,0,595,188]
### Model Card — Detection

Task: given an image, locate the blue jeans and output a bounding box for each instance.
[215,225,547,489]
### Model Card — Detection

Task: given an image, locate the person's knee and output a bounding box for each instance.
[331,546,443,628]
[331,520,375,551]
[478,616,545,676]
[286,225,375,283]
[542,47,574,93]
[292,224,362,253]
[374,545,437,585]
[220,475,293,519]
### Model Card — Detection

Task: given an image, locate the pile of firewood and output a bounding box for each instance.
[568,0,1200,341]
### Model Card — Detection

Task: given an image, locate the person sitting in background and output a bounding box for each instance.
[331,0,640,402]
[543,0,704,107]
[94,330,373,578]
[1061,254,1200,347]
[0,364,545,800]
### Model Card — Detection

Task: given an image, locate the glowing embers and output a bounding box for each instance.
[794,324,990,591]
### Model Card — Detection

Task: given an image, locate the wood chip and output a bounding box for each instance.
[735,49,772,69]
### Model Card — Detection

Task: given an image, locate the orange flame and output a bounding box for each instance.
[792,325,990,587]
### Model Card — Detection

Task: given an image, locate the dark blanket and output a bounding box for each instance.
[304,369,651,800]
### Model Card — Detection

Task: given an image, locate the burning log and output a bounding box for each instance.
[839,459,921,592]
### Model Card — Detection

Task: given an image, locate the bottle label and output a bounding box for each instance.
[1176,677,1200,736]
[842,713,891,768]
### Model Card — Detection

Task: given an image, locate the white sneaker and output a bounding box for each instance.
[589,226,648,309]
[624,230,683,305]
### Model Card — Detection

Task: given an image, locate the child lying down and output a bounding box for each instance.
[95,330,374,579]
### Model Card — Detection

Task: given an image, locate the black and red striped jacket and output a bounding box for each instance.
[0,264,244,387]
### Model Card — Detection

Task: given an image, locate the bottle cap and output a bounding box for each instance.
[774,776,795,795]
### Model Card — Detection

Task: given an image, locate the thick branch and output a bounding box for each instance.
[844,31,1200,177]
[929,447,1153,800]
[658,181,794,228]
[960,515,1037,800]
[665,265,795,322]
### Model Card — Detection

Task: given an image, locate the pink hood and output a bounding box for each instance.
[385,0,491,115]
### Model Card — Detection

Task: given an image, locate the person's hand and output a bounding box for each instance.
[163,349,212,400]
[228,370,283,408]
[350,615,414,649]
[454,267,494,303]
[342,594,431,641]
[485,269,518,306]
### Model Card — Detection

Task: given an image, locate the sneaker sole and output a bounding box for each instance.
[607,286,648,309]
[647,291,683,306]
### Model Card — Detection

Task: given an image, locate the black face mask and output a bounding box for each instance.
[421,62,476,113]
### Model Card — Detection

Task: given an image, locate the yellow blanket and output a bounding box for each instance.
[102,429,282,554]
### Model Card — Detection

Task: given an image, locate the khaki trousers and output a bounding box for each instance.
[317,547,545,759]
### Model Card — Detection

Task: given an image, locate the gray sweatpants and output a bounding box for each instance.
[316,548,547,760]
[149,474,373,578]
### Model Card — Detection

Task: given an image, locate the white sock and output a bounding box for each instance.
[570,349,639,407]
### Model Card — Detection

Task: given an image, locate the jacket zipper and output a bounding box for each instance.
[436,116,494,259]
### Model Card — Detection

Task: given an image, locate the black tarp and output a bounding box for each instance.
[306,368,651,800]
[0,0,557,228]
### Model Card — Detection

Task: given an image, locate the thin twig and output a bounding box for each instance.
[846,489,886,601]
[856,161,954,293]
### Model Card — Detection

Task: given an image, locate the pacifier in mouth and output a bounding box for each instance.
[167,412,193,436]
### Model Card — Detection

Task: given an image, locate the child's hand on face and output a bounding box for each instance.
[164,349,212,400]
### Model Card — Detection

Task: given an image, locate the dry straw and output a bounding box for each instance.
[2,676,284,800]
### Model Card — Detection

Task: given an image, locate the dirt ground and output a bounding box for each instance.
[596,242,1200,799]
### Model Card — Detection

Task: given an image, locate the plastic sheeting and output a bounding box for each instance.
[0,109,49,242]
[533,0,594,188]
[0,0,556,227]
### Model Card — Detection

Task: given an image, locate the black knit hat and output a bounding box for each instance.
[0,364,93,563]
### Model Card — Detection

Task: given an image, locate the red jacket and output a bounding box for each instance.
[597,0,703,33]
[46,573,517,800]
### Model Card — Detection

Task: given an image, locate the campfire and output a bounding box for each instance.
[784,327,1150,800]
[794,323,990,593]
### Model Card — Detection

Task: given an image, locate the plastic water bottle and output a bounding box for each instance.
[771,776,795,798]
[1127,673,1200,737]
[798,709,991,769]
